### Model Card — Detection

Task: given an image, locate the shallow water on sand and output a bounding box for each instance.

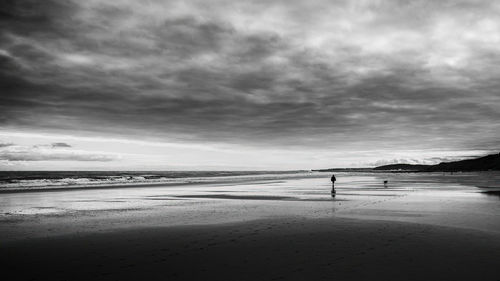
[1,172,500,241]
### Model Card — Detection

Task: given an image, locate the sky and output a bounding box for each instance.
[1,0,500,170]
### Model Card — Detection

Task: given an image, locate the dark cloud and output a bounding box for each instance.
[0,142,14,147]
[51,142,71,148]
[0,0,77,36]
[1,0,500,155]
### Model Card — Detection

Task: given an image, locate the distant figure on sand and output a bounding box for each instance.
[331,174,336,197]
[384,180,388,187]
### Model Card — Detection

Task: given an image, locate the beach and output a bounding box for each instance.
[4,1,500,280]
[1,172,500,280]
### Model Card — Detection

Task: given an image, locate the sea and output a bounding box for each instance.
[0,170,318,191]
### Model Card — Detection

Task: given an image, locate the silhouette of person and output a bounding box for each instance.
[331,174,336,197]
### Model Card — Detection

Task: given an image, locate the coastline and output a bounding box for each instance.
[0,172,324,194]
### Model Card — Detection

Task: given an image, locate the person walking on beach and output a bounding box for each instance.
[331,174,336,197]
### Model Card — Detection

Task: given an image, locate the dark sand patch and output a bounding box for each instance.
[298,198,349,202]
[173,194,295,200]
[143,198,186,201]
[81,208,149,213]
[210,180,287,187]
[0,218,24,224]
[342,209,427,218]
[340,193,396,197]
[172,194,347,202]
[2,218,499,281]
[71,199,130,203]
[482,190,500,199]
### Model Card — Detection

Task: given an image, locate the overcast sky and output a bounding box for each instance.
[1,0,499,170]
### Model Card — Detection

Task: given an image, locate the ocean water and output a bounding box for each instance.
[0,170,314,190]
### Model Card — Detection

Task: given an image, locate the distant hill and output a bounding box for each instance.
[374,153,500,172]
[426,153,500,172]
[373,164,430,171]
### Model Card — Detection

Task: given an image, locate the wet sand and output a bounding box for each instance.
[1,172,500,280]
[3,217,500,281]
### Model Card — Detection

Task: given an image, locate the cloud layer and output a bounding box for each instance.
[1,0,500,164]
[0,142,116,162]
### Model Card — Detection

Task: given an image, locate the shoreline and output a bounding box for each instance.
[0,173,325,194]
